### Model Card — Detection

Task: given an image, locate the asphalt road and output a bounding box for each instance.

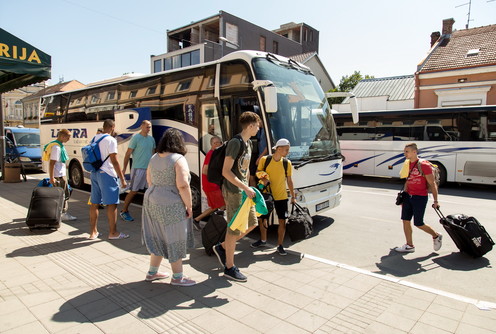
[280,175,496,304]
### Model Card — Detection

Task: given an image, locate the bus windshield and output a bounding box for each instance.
[252,56,339,162]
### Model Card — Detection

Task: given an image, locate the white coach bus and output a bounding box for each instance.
[333,106,496,185]
[39,51,343,216]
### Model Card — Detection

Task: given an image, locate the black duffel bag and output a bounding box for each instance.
[286,203,313,242]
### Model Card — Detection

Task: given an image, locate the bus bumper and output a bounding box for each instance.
[296,178,342,216]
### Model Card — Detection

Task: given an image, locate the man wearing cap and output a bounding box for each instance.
[251,138,296,255]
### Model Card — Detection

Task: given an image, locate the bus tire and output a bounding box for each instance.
[69,162,85,189]
[190,173,201,218]
[431,161,447,187]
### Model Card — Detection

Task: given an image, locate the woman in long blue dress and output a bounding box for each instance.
[142,128,196,286]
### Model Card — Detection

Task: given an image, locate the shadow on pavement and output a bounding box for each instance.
[374,249,440,277]
[51,279,230,323]
[432,252,491,271]
[374,249,492,278]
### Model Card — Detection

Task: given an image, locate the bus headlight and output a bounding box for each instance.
[294,189,305,202]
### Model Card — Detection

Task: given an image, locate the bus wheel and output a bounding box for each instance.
[190,174,201,218]
[69,162,84,189]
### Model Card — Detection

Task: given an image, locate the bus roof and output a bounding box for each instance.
[333,105,496,118]
[41,51,311,99]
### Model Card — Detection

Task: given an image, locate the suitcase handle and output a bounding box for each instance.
[433,207,446,220]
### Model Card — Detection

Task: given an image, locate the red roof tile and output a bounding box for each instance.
[419,24,496,72]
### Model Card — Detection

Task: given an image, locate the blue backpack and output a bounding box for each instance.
[81,135,110,172]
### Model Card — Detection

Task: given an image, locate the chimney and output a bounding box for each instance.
[430,31,441,47]
[442,18,455,35]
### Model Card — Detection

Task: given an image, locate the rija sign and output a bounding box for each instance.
[0,43,42,63]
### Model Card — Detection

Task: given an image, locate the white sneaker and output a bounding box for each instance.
[394,244,415,253]
[61,213,77,221]
[433,234,443,251]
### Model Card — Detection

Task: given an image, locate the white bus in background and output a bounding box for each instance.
[333,106,496,185]
[39,51,343,216]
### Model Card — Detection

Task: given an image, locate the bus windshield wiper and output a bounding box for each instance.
[293,153,342,169]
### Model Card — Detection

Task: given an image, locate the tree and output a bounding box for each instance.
[328,71,374,104]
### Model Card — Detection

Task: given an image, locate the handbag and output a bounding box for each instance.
[395,190,405,206]
[286,203,313,242]
[396,163,415,205]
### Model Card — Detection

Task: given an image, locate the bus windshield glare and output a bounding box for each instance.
[252,56,339,162]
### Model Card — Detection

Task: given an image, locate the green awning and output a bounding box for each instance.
[0,28,51,93]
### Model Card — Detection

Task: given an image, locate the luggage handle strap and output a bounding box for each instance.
[290,203,305,215]
[433,207,446,220]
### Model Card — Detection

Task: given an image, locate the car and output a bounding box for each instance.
[4,126,42,170]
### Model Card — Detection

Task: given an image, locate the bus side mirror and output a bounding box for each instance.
[264,86,277,113]
[349,96,359,124]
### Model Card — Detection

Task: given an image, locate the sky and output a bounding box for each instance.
[1,0,495,87]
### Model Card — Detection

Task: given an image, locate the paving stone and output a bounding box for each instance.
[2,321,50,334]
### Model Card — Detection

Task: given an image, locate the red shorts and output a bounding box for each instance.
[206,189,225,209]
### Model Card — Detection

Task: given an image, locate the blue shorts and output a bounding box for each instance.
[90,171,120,205]
[401,194,428,226]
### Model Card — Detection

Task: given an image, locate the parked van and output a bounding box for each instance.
[4,126,42,170]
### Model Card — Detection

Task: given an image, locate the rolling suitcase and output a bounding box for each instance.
[201,210,227,255]
[434,208,494,258]
[26,186,65,230]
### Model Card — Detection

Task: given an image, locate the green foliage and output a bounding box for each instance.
[328,71,374,104]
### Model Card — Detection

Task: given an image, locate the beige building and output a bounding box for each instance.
[21,80,85,128]
[1,84,45,127]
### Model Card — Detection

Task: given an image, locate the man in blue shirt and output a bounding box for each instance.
[120,120,156,221]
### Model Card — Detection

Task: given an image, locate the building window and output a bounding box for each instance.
[146,87,157,95]
[106,91,116,100]
[130,90,138,98]
[191,50,200,65]
[153,60,161,73]
[273,41,279,54]
[259,36,266,51]
[172,55,181,69]
[181,53,191,67]
[177,80,191,92]
[164,58,172,71]
[91,94,100,104]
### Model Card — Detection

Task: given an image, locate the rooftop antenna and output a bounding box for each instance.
[456,0,473,29]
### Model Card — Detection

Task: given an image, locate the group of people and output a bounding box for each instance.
[44,113,443,287]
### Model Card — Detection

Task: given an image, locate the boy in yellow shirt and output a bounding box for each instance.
[251,138,296,255]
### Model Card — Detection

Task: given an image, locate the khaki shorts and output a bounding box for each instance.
[222,186,257,236]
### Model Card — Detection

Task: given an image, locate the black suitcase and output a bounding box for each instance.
[26,187,65,230]
[201,211,227,255]
[435,208,494,258]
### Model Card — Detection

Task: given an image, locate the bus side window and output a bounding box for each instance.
[426,126,449,141]
[410,126,424,140]
[393,127,410,141]
[376,127,393,141]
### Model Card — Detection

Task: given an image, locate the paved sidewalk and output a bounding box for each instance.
[0,176,495,333]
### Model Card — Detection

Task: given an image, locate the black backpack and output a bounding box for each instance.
[207,134,245,186]
[201,211,227,256]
